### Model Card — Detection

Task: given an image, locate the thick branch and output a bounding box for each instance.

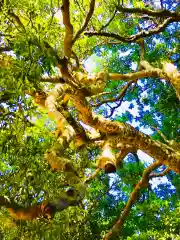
[109,70,162,81]
[26,87,76,171]
[72,0,95,43]
[136,34,145,64]
[104,162,162,239]
[61,0,74,57]
[141,61,180,100]
[0,188,83,221]
[45,85,76,153]
[57,57,80,89]
[98,142,117,173]
[69,90,180,173]
[109,62,180,100]
[115,5,180,19]
[85,17,179,43]
[40,75,66,84]
[162,62,180,100]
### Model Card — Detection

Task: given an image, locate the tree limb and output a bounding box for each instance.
[104,161,162,239]
[98,10,117,32]
[72,0,95,43]
[0,189,83,221]
[61,0,74,57]
[149,167,171,178]
[85,17,179,43]
[69,90,180,173]
[40,75,66,84]
[84,168,101,184]
[115,5,180,19]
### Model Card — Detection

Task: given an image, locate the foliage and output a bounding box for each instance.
[0,0,180,239]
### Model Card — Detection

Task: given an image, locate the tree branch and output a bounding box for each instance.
[109,70,162,81]
[61,0,74,57]
[69,90,180,174]
[98,10,117,32]
[104,161,162,239]
[85,17,179,43]
[40,75,66,84]
[149,167,171,178]
[0,188,83,221]
[84,168,101,184]
[72,0,95,43]
[115,5,180,19]
[91,79,137,107]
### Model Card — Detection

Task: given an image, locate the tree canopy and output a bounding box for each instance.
[0,0,180,239]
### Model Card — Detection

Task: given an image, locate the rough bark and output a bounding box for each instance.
[68,90,180,173]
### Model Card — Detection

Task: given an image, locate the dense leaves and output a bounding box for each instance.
[0,0,180,239]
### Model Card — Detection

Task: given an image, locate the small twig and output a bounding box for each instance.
[151,126,168,143]
[84,168,101,184]
[91,79,137,108]
[98,10,117,32]
[149,167,170,178]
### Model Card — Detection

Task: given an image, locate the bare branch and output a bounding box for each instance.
[104,161,162,239]
[73,0,95,43]
[0,190,83,221]
[115,5,180,19]
[84,168,101,184]
[109,70,161,81]
[149,167,171,178]
[99,10,117,32]
[40,75,65,84]
[85,17,179,43]
[91,79,137,107]
[136,28,145,64]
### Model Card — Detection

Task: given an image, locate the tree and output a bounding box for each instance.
[0,0,179,239]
